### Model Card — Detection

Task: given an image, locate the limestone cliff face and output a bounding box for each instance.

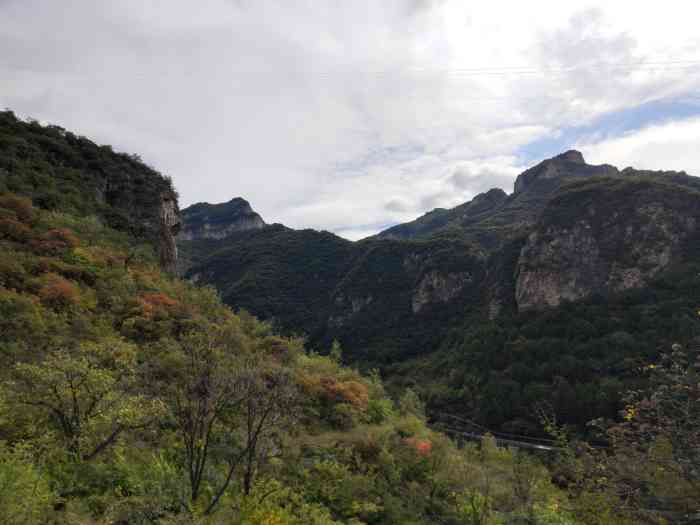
[180,197,265,241]
[412,270,473,313]
[515,177,700,310]
[158,191,182,273]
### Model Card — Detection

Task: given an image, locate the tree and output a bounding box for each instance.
[205,364,298,514]
[0,443,56,524]
[164,324,248,504]
[602,343,700,520]
[158,319,300,515]
[7,340,163,461]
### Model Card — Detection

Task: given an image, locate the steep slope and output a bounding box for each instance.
[516,176,700,309]
[0,110,181,271]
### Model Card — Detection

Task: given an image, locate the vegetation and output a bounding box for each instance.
[0,190,608,524]
[1,115,697,523]
[0,110,176,243]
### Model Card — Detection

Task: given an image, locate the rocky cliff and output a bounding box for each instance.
[158,190,182,273]
[515,176,700,310]
[180,197,265,241]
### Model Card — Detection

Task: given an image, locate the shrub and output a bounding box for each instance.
[30,228,80,255]
[37,273,79,308]
[0,218,31,242]
[0,194,34,222]
[321,378,369,409]
[140,292,180,317]
[0,443,57,524]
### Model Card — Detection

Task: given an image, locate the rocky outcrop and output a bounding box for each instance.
[180,197,265,241]
[158,191,181,273]
[515,178,700,310]
[512,150,618,194]
[412,270,473,313]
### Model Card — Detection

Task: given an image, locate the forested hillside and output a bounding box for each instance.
[180,154,700,441]
[1,115,698,524]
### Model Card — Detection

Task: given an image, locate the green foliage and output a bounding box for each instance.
[0,110,176,243]
[2,109,694,524]
[0,443,57,524]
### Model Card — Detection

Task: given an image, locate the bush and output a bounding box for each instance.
[0,194,34,222]
[0,443,57,524]
[37,273,79,308]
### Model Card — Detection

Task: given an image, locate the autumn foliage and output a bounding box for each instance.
[30,228,80,254]
[404,437,432,456]
[321,377,369,409]
[38,273,79,308]
[0,194,34,222]
[0,218,31,241]
[140,292,180,317]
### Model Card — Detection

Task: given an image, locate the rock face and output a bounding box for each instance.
[180,197,265,241]
[512,150,618,194]
[412,271,473,313]
[515,177,700,310]
[158,191,182,273]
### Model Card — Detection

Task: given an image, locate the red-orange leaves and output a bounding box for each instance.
[321,378,369,409]
[404,437,432,456]
[30,228,80,255]
[38,273,79,308]
[140,292,180,317]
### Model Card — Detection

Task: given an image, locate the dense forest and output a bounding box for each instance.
[0,114,698,523]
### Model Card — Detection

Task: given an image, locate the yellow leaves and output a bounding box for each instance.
[623,405,637,421]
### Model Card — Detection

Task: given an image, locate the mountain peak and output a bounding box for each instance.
[557,150,585,164]
[180,197,266,241]
[513,150,617,194]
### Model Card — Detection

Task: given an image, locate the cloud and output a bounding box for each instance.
[449,166,516,194]
[1,0,699,239]
[579,116,700,175]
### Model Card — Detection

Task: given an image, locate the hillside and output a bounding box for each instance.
[179,152,700,438]
[0,110,180,262]
[1,114,697,524]
[0,117,577,524]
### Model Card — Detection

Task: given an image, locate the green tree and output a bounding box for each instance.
[0,443,56,524]
[7,340,163,461]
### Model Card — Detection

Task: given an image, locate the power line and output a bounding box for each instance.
[126,58,700,79]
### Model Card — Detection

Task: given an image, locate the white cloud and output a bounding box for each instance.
[580,116,700,175]
[1,0,699,239]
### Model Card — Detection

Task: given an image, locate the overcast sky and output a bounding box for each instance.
[2,1,699,239]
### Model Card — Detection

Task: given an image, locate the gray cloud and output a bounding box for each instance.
[1,1,698,239]
[449,166,515,194]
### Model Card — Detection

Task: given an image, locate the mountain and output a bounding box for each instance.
[373,151,620,247]
[1,112,696,523]
[5,115,542,525]
[180,197,265,241]
[178,151,700,434]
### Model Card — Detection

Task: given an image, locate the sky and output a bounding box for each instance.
[1,1,699,239]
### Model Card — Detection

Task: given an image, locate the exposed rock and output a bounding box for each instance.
[328,294,374,327]
[180,197,265,241]
[158,191,181,273]
[513,150,618,194]
[515,179,699,310]
[412,270,473,313]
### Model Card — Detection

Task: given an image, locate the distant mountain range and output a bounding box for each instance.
[177,151,700,433]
